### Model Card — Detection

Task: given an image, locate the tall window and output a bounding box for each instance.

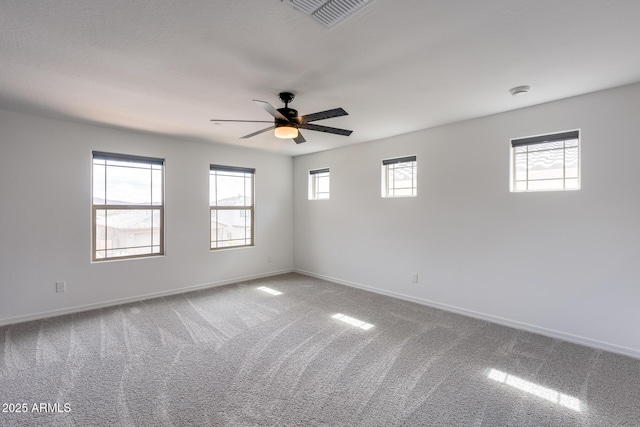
[92,152,164,261]
[511,130,580,192]
[309,168,330,200]
[210,165,254,249]
[382,156,417,197]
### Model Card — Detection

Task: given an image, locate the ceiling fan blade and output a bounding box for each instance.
[210,119,273,123]
[293,132,306,144]
[253,100,288,121]
[298,108,348,123]
[299,123,352,136]
[240,126,275,139]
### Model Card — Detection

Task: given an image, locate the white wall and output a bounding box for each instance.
[0,109,293,324]
[293,83,640,358]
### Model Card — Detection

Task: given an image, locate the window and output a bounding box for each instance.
[210,165,254,249]
[511,130,580,192]
[309,168,330,200]
[382,156,417,197]
[92,152,164,261]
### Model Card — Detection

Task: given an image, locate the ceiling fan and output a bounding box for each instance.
[210,92,352,144]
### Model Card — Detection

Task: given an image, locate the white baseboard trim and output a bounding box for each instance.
[295,269,640,360]
[0,269,294,327]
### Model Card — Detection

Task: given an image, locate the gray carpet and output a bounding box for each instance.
[1,273,639,426]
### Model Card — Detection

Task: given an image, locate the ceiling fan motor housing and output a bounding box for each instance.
[277,92,300,125]
[277,108,300,125]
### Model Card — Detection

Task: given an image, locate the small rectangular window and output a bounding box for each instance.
[511,130,580,192]
[92,152,164,261]
[309,168,330,200]
[210,164,255,250]
[382,156,417,197]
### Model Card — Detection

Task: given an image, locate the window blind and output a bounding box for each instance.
[511,131,579,148]
[93,151,164,165]
[382,155,416,166]
[210,164,255,174]
[309,168,330,175]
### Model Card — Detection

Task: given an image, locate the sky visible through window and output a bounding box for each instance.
[210,171,252,206]
[309,170,330,200]
[513,138,579,191]
[383,159,416,197]
[93,159,162,205]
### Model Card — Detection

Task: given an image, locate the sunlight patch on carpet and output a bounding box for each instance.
[332,313,374,330]
[487,368,582,412]
[256,286,283,296]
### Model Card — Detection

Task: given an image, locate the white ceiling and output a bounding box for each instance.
[2,0,640,156]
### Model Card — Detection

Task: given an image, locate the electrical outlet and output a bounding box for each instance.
[411,274,418,284]
[56,281,67,293]
[267,256,272,263]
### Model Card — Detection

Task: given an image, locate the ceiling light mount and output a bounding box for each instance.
[278,91,295,107]
[510,85,531,96]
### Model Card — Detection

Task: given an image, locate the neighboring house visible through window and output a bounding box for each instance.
[309,168,330,200]
[210,164,254,249]
[382,156,417,197]
[511,130,580,192]
[92,152,164,261]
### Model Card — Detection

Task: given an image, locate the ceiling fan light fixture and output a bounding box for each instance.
[274,124,299,139]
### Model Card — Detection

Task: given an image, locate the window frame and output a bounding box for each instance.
[510,130,581,192]
[91,151,165,262]
[209,164,255,250]
[381,155,417,198]
[308,168,330,200]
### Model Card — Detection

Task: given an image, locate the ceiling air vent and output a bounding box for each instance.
[289,0,375,28]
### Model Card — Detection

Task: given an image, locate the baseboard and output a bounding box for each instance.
[0,269,294,327]
[295,269,640,360]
